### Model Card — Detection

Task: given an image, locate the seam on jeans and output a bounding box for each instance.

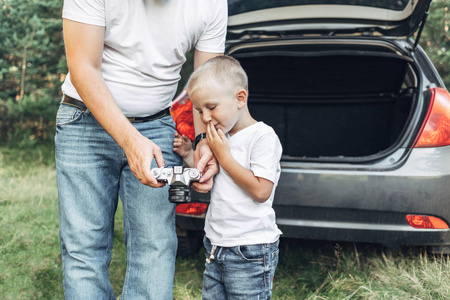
[269,246,279,297]
[106,199,117,284]
[264,244,268,294]
[121,169,131,299]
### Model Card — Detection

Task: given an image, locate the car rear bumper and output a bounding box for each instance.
[275,146,450,246]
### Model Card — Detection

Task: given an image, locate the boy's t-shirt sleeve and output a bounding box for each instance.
[250,132,283,183]
[62,0,106,26]
[195,0,227,54]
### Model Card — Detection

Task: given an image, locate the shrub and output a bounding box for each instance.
[0,90,60,147]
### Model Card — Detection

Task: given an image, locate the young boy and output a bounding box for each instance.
[173,55,283,299]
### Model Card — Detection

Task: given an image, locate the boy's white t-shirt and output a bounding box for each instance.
[205,122,283,247]
[61,0,227,117]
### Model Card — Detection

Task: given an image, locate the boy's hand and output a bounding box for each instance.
[173,132,193,159]
[206,122,230,162]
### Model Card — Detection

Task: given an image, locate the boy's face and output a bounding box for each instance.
[190,86,241,135]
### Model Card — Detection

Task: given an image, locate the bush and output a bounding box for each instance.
[420,0,450,88]
[0,0,64,148]
[0,90,60,147]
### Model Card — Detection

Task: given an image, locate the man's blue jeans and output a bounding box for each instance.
[55,104,182,299]
[202,237,280,300]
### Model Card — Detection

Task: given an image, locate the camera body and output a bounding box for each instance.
[151,166,201,203]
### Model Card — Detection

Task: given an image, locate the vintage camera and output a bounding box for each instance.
[151,166,201,203]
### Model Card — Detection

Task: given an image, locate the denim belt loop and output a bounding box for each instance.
[206,244,218,264]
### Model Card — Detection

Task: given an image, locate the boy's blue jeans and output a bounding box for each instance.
[202,237,280,300]
[55,104,182,299]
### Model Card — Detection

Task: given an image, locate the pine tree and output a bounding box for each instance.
[420,0,450,88]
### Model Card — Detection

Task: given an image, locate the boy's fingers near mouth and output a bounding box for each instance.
[217,128,225,140]
[206,122,211,141]
[209,122,220,138]
[206,122,216,141]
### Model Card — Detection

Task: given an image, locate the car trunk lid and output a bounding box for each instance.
[228,0,432,47]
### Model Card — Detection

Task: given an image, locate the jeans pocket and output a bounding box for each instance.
[237,245,264,262]
[56,104,84,126]
[158,115,177,130]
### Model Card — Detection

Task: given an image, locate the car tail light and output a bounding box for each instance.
[406,215,448,229]
[414,87,450,148]
[176,203,208,215]
[170,89,195,141]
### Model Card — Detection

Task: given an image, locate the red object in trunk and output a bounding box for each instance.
[170,90,195,141]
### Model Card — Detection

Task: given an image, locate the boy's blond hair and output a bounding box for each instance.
[187,55,248,97]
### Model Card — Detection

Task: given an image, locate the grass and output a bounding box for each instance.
[2,146,450,299]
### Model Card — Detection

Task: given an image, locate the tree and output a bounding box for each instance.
[420,0,450,88]
[0,0,66,145]
[0,0,66,101]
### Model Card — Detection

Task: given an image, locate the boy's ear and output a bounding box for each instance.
[236,89,248,109]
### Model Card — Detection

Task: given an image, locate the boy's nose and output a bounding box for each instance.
[201,111,211,123]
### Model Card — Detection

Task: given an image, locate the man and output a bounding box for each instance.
[55,0,226,299]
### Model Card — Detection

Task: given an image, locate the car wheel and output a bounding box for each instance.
[176,227,203,257]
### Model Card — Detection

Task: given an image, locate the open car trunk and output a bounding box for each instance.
[231,41,417,162]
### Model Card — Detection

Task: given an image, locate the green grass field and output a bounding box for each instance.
[2,147,450,299]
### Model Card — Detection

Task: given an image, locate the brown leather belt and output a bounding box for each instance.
[61,95,171,123]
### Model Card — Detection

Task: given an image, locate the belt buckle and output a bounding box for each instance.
[127,117,136,122]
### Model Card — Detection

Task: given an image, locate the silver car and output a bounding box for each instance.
[172,0,450,256]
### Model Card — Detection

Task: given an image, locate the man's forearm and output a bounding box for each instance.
[63,19,141,152]
[69,65,141,151]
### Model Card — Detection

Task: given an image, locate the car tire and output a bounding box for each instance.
[176,228,204,257]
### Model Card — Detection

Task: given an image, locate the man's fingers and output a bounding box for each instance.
[196,150,212,172]
[139,162,166,188]
[199,166,217,183]
[141,165,158,185]
[140,177,166,188]
[192,180,213,193]
[196,155,207,173]
[153,146,165,168]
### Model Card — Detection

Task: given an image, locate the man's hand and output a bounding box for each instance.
[192,138,218,193]
[125,134,166,188]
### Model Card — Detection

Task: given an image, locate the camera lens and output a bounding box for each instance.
[169,186,192,203]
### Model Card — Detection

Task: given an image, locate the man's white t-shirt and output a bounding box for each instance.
[205,122,283,247]
[61,0,227,117]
